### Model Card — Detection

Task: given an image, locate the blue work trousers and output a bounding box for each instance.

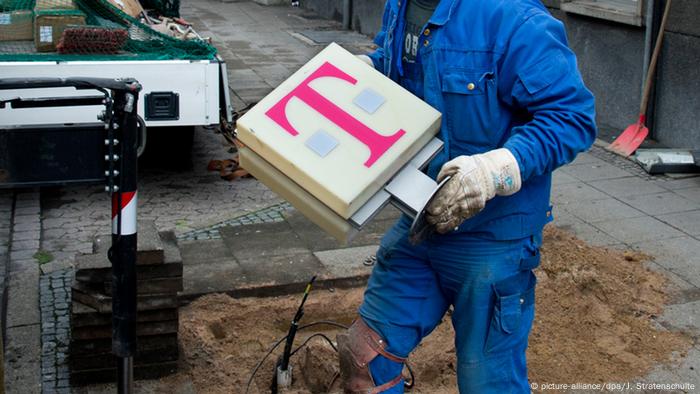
[359,217,540,393]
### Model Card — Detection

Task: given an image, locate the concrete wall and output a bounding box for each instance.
[551,9,646,138]
[350,0,384,37]
[299,0,700,149]
[300,0,344,24]
[549,0,700,150]
[300,0,383,36]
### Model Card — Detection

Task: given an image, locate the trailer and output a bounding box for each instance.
[0,59,229,128]
[0,0,232,187]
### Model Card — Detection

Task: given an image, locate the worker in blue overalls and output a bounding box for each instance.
[337,0,597,392]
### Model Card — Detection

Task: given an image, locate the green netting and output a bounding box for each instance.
[139,0,178,17]
[0,0,215,61]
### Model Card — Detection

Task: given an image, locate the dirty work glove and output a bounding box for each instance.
[426,148,522,233]
[356,55,373,66]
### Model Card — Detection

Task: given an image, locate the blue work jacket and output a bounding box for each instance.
[368,0,597,239]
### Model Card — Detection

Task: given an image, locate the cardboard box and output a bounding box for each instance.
[0,10,33,41]
[34,0,76,10]
[107,0,144,18]
[34,10,85,52]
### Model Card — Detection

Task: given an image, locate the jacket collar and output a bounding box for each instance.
[429,0,457,26]
[388,0,456,26]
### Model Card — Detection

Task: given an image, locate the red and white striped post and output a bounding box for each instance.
[107,86,140,394]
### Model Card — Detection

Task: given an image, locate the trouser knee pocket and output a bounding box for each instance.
[484,270,536,354]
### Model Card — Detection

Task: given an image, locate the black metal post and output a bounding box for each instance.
[0,77,142,394]
[108,88,140,394]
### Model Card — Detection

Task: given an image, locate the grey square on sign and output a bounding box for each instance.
[353,88,386,114]
[305,130,339,158]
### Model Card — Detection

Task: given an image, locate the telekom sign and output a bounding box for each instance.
[237,43,441,218]
[265,61,406,168]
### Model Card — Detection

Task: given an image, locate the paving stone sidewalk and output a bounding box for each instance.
[4,191,42,394]
[2,0,700,392]
[181,0,375,110]
[552,145,700,387]
[0,191,12,323]
[178,204,397,300]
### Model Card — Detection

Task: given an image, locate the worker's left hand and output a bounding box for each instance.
[356,55,373,66]
[426,148,522,233]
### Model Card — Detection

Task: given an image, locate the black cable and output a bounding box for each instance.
[280,276,316,372]
[244,320,419,393]
[289,332,338,357]
[244,335,287,394]
[285,325,416,390]
[219,95,257,148]
[298,320,348,331]
[244,320,349,394]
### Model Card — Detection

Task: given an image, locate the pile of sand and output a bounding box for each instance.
[164,225,690,393]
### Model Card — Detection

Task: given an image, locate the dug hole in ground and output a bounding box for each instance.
[161,225,691,393]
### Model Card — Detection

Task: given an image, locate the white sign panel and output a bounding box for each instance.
[237,43,441,219]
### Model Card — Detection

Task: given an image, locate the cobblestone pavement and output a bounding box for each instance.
[588,141,684,181]
[0,191,12,324]
[177,201,291,241]
[39,203,296,392]
[39,270,71,394]
[5,192,42,394]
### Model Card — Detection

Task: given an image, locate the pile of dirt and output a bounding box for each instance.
[530,226,690,384]
[164,225,690,393]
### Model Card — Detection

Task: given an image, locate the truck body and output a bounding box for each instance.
[0,0,233,187]
[0,54,232,188]
[0,58,230,127]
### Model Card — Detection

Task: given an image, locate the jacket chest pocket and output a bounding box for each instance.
[441,69,500,153]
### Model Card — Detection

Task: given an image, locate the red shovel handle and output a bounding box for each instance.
[640,0,672,114]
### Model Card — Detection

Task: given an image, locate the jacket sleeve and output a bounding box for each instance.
[366,2,391,71]
[500,12,597,182]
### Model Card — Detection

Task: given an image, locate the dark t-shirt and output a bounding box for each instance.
[401,0,439,98]
[402,0,439,64]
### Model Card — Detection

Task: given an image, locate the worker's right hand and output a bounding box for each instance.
[425,148,522,234]
[356,55,373,67]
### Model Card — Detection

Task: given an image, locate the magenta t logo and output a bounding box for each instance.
[265,61,406,168]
